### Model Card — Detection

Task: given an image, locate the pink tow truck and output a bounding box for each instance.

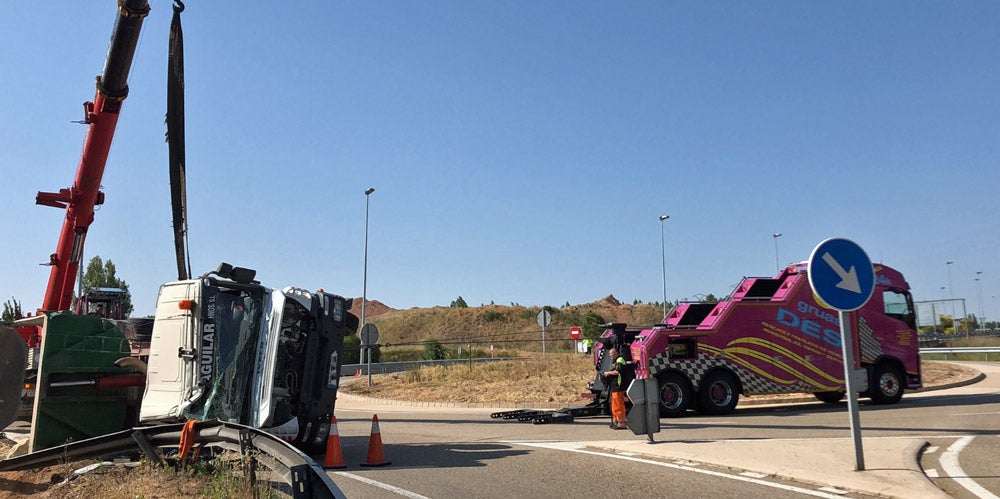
[621,262,921,417]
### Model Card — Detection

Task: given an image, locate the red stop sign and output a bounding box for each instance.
[570,326,581,339]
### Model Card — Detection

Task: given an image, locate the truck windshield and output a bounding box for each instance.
[185,286,263,422]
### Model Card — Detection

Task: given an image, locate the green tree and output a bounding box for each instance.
[423,339,447,360]
[2,297,24,322]
[450,296,468,308]
[343,335,382,364]
[581,311,606,341]
[81,256,134,317]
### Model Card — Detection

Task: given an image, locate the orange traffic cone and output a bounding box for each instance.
[355,369,362,377]
[360,414,391,467]
[323,415,347,469]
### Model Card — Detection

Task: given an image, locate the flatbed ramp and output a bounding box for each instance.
[490,402,603,424]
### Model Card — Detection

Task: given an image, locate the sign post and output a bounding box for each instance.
[570,326,581,353]
[808,237,875,471]
[536,310,551,358]
[360,323,379,387]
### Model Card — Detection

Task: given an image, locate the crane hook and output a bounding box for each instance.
[173,0,185,13]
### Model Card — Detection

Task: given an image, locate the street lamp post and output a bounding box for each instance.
[772,233,782,273]
[659,215,669,318]
[363,187,374,386]
[976,271,984,331]
[946,261,956,334]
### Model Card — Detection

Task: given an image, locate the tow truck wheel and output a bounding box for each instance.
[869,363,904,405]
[656,372,692,417]
[697,371,739,415]
[814,391,846,403]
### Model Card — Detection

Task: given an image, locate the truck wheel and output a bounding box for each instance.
[657,372,692,418]
[697,371,739,415]
[813,391,845,403]
[869,363,904,404]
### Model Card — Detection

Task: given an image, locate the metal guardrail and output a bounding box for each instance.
[0,421,344,498]
[343,356,526,376]
[919,347,1000,361]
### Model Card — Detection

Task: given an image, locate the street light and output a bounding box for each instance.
[976,271,984,331]
[772,233,782,273]
[363,187,375,386]
[659,215,670,318]
[946,261,956,332]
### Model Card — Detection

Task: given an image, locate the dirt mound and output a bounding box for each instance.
[595,294,621,306]
[351,299,396,318]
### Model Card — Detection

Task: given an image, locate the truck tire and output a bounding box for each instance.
[869,363,904,405]
[697,371,739,415]
[814,391,845,403]
[656,372,692,418]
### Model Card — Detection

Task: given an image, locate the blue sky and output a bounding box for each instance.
[2,2,997,323]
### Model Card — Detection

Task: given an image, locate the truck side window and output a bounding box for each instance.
[883,290,915,327]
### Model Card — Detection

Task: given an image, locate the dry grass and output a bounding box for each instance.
[343,357,980,406]
[0,454,285,499]
[347,354,596,405]
[369,302,664,351]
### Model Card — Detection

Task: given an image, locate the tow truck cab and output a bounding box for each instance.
[140,264,358,452]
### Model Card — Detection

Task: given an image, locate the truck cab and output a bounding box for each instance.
[140,264,358,452]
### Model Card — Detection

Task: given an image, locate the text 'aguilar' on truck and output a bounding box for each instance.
[140,263,359,453]
[600,262,920,417]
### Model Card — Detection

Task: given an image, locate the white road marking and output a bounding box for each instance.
[740,471,768,478]
[925,469,939,478]
[817,486,848,495]
[508,441,849,499]
[333,471,431,499]
[925,446,939,454]
[953,411,1000,417]
[939,436,1000,499]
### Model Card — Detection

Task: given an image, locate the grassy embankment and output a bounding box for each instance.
[359,299,663,362]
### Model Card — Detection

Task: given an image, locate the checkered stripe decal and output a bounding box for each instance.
[857,317,884,361]
[648,351,814,395]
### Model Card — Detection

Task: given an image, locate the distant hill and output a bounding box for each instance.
[350,296,664,352]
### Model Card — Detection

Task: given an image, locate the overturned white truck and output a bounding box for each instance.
[140,263,358,453]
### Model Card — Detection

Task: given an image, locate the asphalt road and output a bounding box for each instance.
[327,407,863,499]
[325,363,1000,498]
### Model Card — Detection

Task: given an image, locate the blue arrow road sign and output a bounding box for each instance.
[807,238,875,312]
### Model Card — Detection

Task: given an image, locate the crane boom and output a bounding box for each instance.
[35,0,151,312]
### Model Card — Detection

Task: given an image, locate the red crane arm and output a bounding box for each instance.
[37,0,151,312]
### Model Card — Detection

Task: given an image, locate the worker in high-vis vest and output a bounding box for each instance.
[603,347,629,429]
